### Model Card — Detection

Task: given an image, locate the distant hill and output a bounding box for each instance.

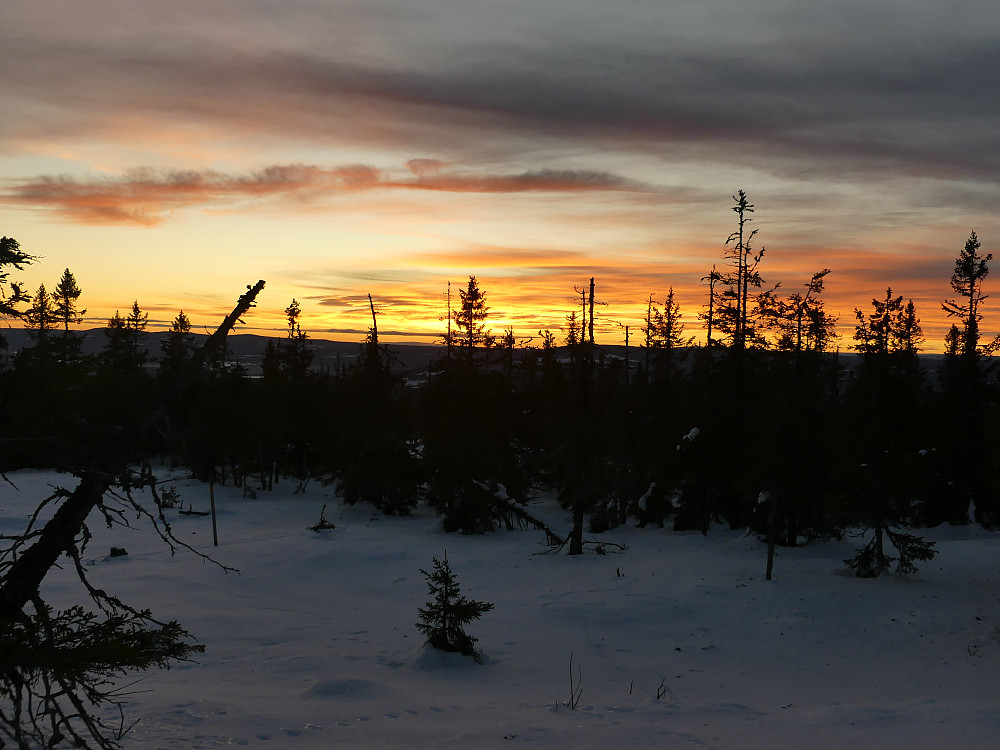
[0,328,449,376]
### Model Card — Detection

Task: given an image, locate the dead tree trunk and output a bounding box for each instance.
[588,277,595,345]
[0,471,114,627]
[368,293,379,346]
[191,280,266,370]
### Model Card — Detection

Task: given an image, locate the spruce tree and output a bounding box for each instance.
[844,291,934,564]
[699,265,722,347]
[125,300,149,364]
[23,284,56,342]
[656,288,693,350]
[454,276,491,361]
[416,553,493,661]
[717,190,768,349]
[159,310,196,382]
[52,268,86,364]
[278,299,313,379]
[852,288,923,359]
[942,230,993,358]
[52,269,85,334]
[771,270,838,353]
[938,233,998,525]
[21,284,58,367]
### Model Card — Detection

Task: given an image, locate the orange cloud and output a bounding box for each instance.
[2,163,644,226]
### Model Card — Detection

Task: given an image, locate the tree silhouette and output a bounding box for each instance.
[771,270,838,353]
[416,553,493,661]
[100,301,149,373]
[942,231,994,358]
[23,284,56,343]
[159,311,195,378]
[717,190,768,350]
[844,290,933,572]
[268,299,313,380]
[937,233,999,525]
[50,268,87,365]
[699,265,722,347]
[0,237,33,341]
[643,287,694,375]
[852,288,922,358]
[454,276,491,362]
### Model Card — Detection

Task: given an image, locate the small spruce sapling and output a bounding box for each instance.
[416,553,493,661]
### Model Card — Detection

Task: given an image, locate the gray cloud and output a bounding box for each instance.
[2,1,998,186]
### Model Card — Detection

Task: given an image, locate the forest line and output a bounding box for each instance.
[5,192,993,353]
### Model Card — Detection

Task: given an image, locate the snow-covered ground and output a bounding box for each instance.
[3,470,999,749]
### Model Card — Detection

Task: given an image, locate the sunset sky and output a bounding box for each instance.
[2,0,998,346]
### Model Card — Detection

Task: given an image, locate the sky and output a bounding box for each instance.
[1,0,998,346]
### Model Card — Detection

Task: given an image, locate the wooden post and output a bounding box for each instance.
[765,491,780,580]
[209,475,219,547]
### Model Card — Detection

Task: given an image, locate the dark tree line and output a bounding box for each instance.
[3,219,998,546]
[0,208,997,743]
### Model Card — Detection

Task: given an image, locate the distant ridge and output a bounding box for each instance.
[2,328,953,378]
[0,329,444,375]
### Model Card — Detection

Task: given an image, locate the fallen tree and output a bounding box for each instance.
[0,280,265,749]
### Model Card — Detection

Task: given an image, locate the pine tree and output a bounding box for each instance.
[159,310,195,381]
[942,230,994,358]
[416,553,493,661]
[564,310,580,348]
[938,234,998,525]
[277,299,313,379]
[845,290,932,560]
[699,265,722,347]
[654,288,694,351]
[641,288,694,375]
[454,276,490,360]
[944,324,961,357]
[101,301,149,372]
[18,283,59,370]
[103,310,129,365]
[23,284,56,342]
[52,268,86,363]
[852,288,922,358]
[772,270,838,353]
[52,269,86,334]
[717,190,768,349]
[125,300,149,361]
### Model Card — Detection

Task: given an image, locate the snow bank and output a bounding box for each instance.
[3,470,998,749]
